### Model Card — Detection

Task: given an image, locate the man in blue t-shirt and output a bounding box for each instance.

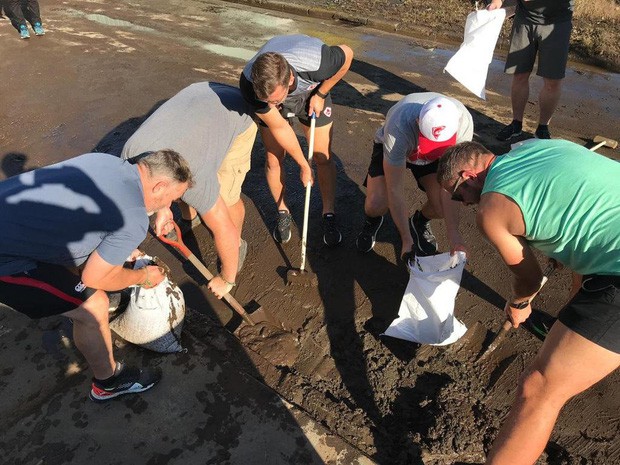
[0,150,192,402]
[437,139,619,465]
[240,34,354,247]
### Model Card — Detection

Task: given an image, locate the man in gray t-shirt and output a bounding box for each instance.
[0,150,192,401]
[123,82,257,299]
[356,93,473,259]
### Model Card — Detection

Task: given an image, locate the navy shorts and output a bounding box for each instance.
[0,263,96,319]
[259,92,333,128]
[558,274,620,354]
[364,142,439,192]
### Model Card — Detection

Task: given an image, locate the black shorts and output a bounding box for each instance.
[558,274,620,354]
[0,263,96,319]
[258,92,333,128]
[364,142,439,192]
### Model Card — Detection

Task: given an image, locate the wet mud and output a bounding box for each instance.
[1,0,619,464]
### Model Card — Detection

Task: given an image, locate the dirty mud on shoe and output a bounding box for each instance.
[322,213,342,247]
[355,215,384,252]
[410,210,438,256]
[90,362,162,402]
[273,210,292,243]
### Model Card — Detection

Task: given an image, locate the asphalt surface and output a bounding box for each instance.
[1,0,619,464]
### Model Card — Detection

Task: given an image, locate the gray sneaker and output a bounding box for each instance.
[409,210,438,256]
[273,210,292,243]
[238,238,247,273]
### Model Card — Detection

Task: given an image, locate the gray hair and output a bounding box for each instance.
[437,141,489,185]
[130,149,194,187]
[251,52,290,101]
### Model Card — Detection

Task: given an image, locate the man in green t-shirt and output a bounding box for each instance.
[437,139,619,465]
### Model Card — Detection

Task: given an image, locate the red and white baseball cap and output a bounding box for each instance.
[417,96,459,161]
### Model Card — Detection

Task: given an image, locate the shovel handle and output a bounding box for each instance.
[300,113,316,273]
[157,221,255,326]
[157,221,192,258]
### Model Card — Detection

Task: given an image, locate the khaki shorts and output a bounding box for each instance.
[505,15,572,79]
[217,122,258,206]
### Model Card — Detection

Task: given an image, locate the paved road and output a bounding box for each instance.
[1,0,618,463]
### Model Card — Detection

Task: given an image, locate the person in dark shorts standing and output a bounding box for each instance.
[437,139,620,465]
[356,93,473,258]
[0,150,192,402]
[489,0,573,140]
[240,34,353,246]
[4,0,45,39]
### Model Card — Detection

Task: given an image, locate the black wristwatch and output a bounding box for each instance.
[509,300,530,309]
[315,89,328,99]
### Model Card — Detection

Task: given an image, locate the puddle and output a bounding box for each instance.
[65,8,256,61]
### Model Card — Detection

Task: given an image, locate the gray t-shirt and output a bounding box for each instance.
[375,92,474,166]
[122,82,256,214]
[0,153,147,275]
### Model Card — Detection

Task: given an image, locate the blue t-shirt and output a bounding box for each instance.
[0,153,148,275]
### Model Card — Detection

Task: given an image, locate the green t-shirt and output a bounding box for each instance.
[482,139,620,276]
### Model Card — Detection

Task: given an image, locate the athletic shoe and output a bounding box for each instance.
[273,210,292,243]
[33,22,45,36]
[355,216,384,253]
[165,215,201,241]
[19,24,30,39]
[409,211,438,256]
[90,362,161,402]
[535,125,551,139]
[322,213,342,247]
[238,238,247,273]
[496,121,522,141]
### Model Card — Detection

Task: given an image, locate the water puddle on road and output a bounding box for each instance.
[64,8,256,61]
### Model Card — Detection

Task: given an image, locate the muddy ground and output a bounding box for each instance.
[1,0,619,464]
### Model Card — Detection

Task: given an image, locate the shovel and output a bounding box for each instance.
[476,262,556,364]
[589,135,618,152]
[158,221,277,327]
[286,112,318,286]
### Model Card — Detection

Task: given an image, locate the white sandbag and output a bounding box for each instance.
[110,255,185,353]
[444,9,506,99]
[383,252,467,345]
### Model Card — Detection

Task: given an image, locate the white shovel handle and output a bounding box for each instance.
[300,113,316,272]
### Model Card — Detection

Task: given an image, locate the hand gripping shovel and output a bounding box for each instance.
[158,221,276,327]
[286,112,318,286]
[477,262,556,364]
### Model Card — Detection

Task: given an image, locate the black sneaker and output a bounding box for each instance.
[90,362,161,402]
[165,215,201,241]
[356,216,384,252]
[273,210,292,243]
[322,213,342,247]
[535,125,551,139]
[496,121,523,141]
[409,211,438,256]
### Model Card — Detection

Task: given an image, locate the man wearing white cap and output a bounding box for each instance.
[356,93,474,258]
